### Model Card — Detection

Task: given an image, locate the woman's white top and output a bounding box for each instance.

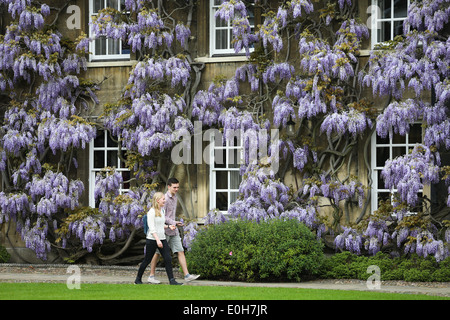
[146,207,166,240]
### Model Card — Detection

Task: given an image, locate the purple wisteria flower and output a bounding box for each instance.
[175,23,191,47]
[382,144,440,206]
[321,109,372,138]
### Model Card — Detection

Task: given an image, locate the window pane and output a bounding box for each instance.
[378,21,391,42]
[409,124,422,144]
[94,151,104,168]
[377,192,392,204]
[377,170,385,188]
[376,134,389,144]
[95,37,107,55]
[122,171,130,189]
[94,130,105,147]
[248,3,255,27]
[122,41,131,54]
[216,192,228,211]
[394,0,408,17]
[216,30,228,49]
[107,0,118,9]
[230,171,241,189]
[228,148,241,168]
[216,171,228,189]
[108,39,121,55]
[376,147,389,167]
[394,20,404,37]
[107,131,117,147]
[228,29,234,48]
[230,192,239,204]
[392,146,405,159]
[94,0,105,13]
[119,151,128,169]
[214,149,226,168]
[215,16,228,28]
[107,150,118,167]
[392,133,405,144]
[380,0,391,18]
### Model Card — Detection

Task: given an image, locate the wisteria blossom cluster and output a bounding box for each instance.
[381,144,440,206]
[335,205,449,261]
[214,0,257,56]
[334,227,364,255]
[63,215,107,253]
[93,2,197,193]
[91,6,190,53]
[300,175,365,208]
[99,189,146,239]
[357,0,450,261]
[225,165,290,222]
[126,56,191,99]
[59,168,154,252]
[227,166,325,237]
[375,99,424,140]
[393,220,448,262]
[182,165,326,250]
[321,109,372,138]
[0,0,99,260]
[363,0,450,213]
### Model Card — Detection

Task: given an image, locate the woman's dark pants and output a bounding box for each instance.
[136,239,174,281]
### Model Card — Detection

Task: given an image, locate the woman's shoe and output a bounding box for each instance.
[147,275,161,284]
[169,278,182,285]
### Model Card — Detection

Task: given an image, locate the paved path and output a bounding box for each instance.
[0,264,449,297]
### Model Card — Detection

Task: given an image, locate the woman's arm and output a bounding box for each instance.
[148,208,158,238]
[148,208,163,247]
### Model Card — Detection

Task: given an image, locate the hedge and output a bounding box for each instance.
[320,251,450,282]
[186,219,324,282]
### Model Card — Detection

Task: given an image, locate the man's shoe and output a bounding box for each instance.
[147,276,161,284]
[184,274,200,282]
[134,278,143,284]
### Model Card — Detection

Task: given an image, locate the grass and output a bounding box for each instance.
[0,282,448,300]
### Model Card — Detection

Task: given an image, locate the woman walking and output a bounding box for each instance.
[135,192,182,285]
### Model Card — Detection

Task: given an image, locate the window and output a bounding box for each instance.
[209,134,243,213]
[371,0,409,48]
[370,123,422,213]
[210,0,255,56]
[89,128,130,207]
[89,0,130,61]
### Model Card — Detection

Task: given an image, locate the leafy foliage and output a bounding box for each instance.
[186,219,324,282]
[320,252,450,282]
[0,244,10,263]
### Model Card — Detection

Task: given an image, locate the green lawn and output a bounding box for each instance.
[0,283,447,300]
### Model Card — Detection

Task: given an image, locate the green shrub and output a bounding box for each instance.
[186,219,324,282]
[0,244,10,263]
[320,252,450,282]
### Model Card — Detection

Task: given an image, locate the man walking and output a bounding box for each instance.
[148,177,200,283]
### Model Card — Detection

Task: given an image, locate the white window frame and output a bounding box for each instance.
[89,128,130,207]
[210,0,255,56]
[89,0,130,61]
[370,0,410,48]
[209,133,243,214]
[370,123,423,213]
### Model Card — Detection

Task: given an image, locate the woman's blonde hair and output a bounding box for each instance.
[152,192,165,217]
